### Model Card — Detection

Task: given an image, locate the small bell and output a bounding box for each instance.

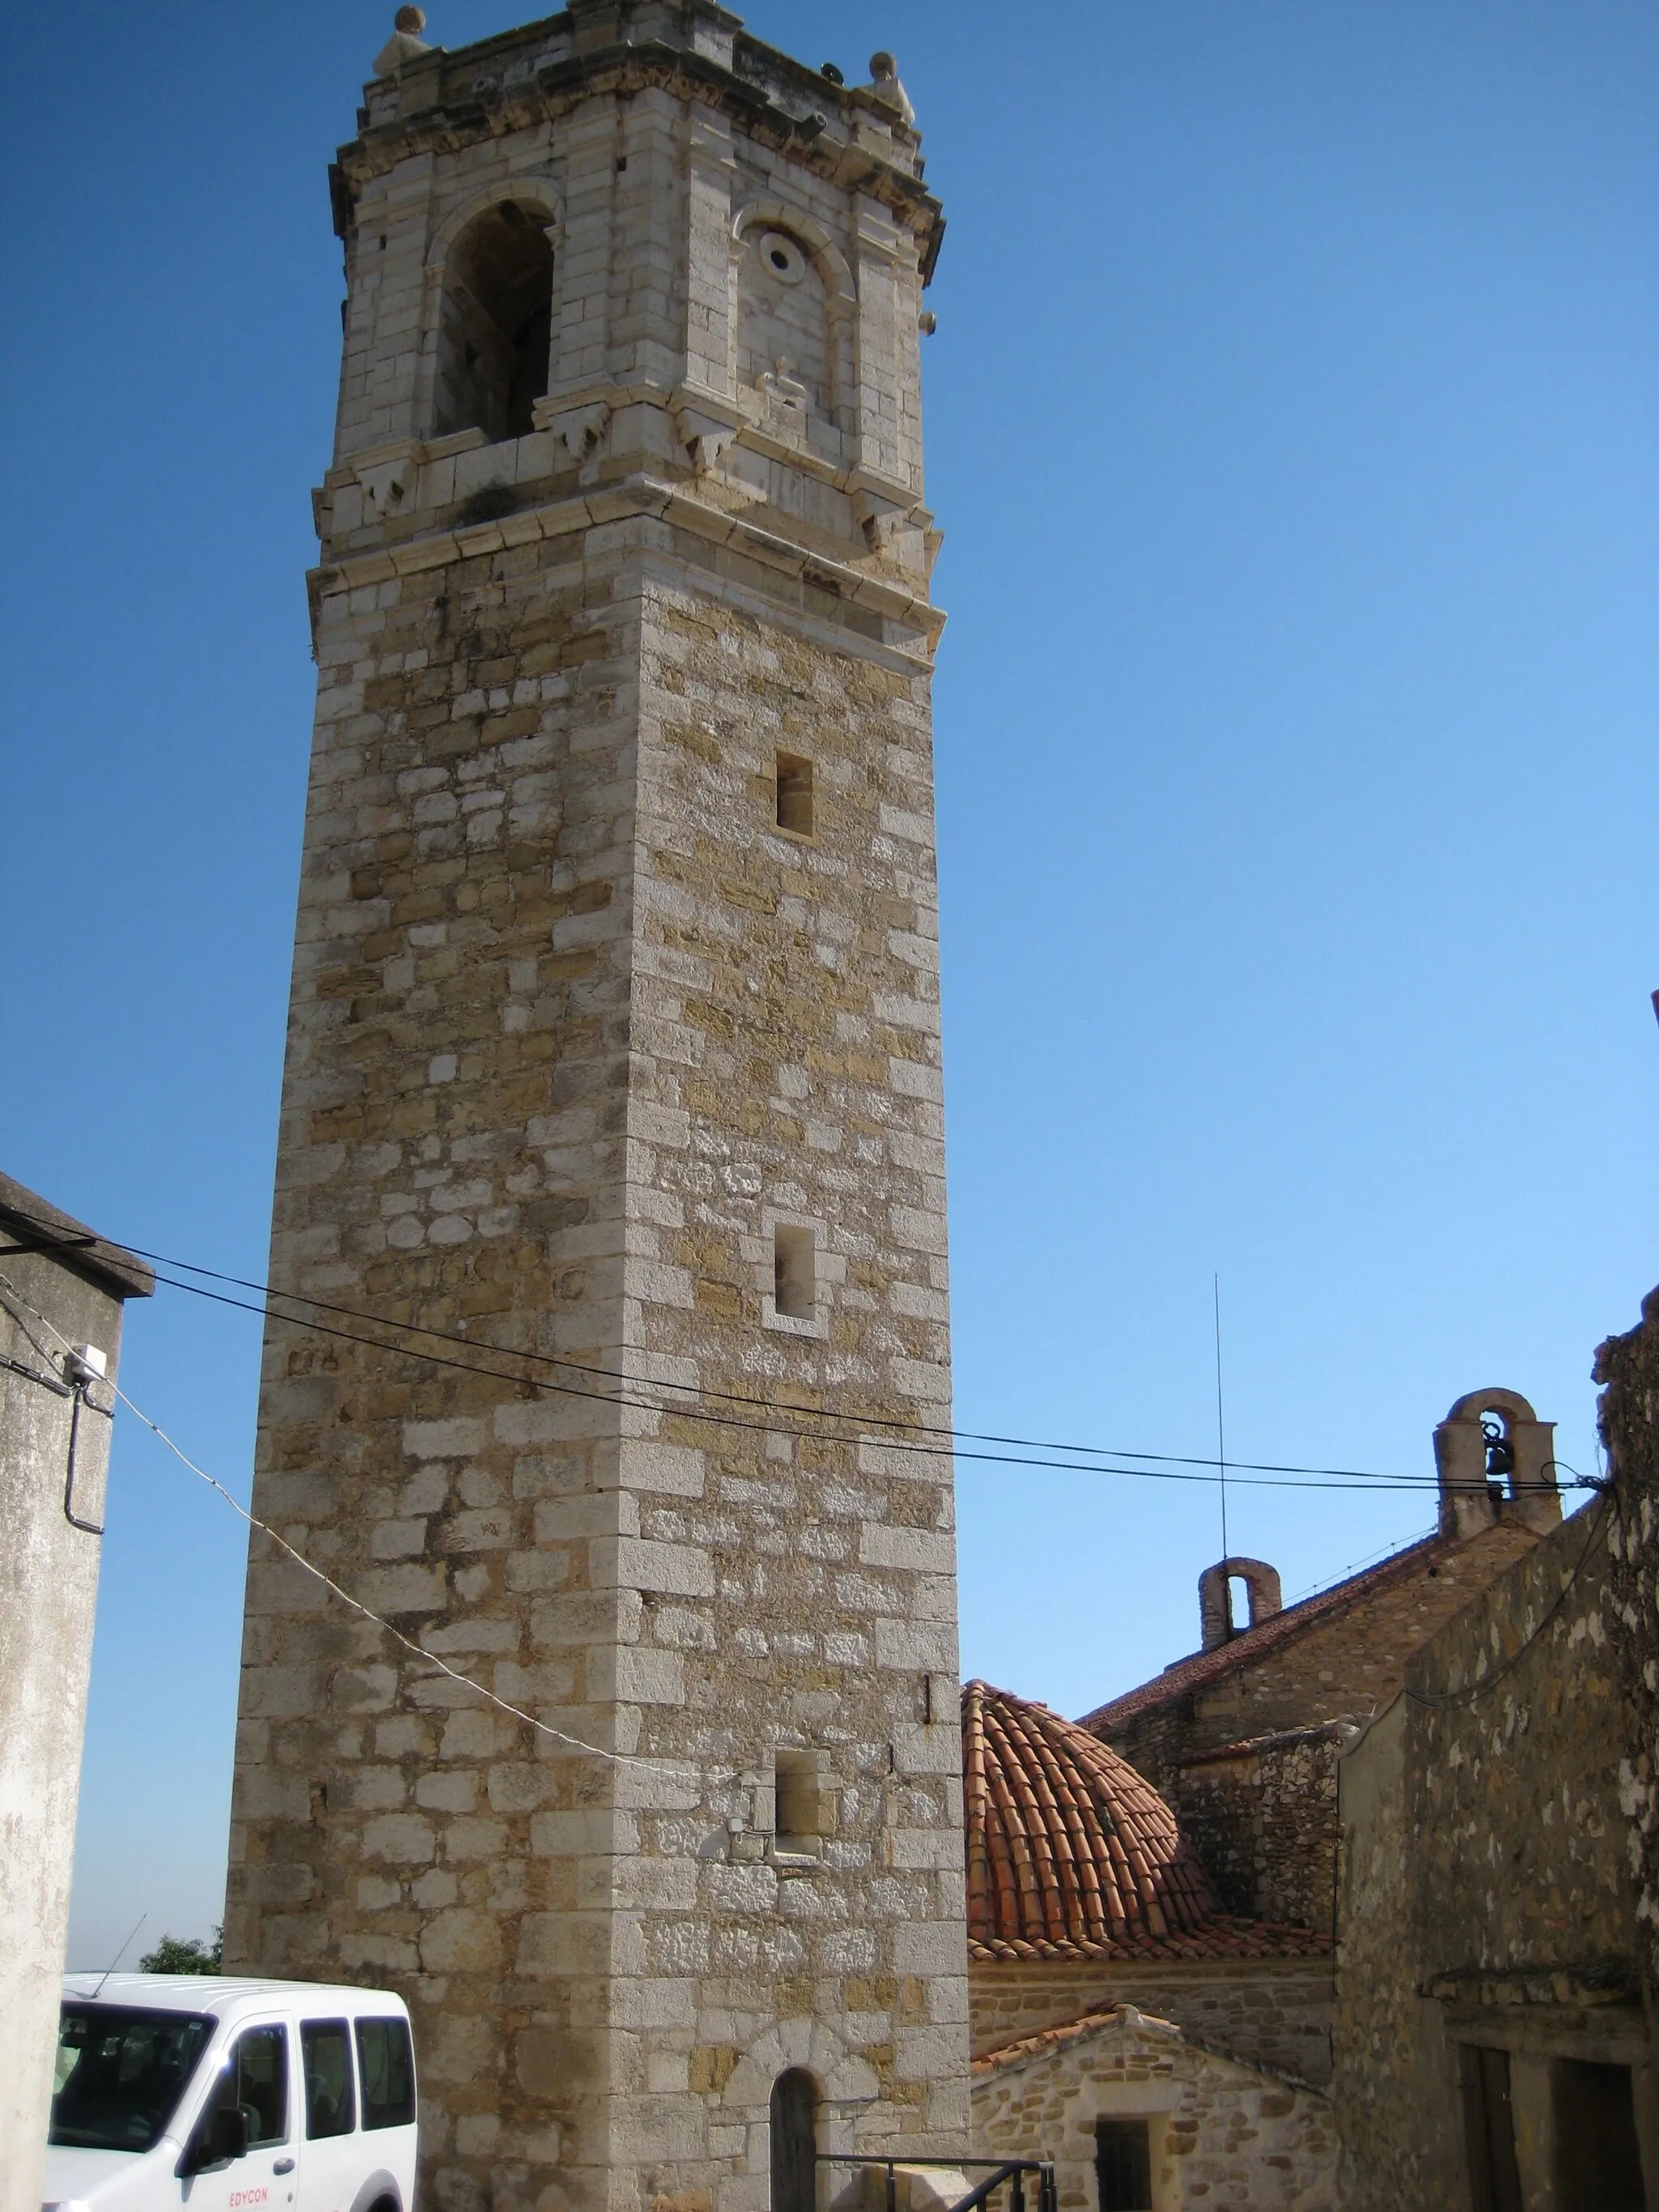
[1482,1417,1516,1486]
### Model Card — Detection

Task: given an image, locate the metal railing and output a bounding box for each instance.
[814,2153,1057,2212]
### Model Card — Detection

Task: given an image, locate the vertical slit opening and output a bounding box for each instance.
[773,1225,815,1319]
[775,753,813,836]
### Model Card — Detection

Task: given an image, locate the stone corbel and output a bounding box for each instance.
[533,398,611,464]
[670,390,744,477]
[851,487,928,575]
[356,451,417,522]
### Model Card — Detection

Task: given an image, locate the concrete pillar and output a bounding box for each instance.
[0,1173,151,2212]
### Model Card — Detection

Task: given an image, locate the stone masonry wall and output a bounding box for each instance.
[1597,1285,1659,2004]
[230,509,970,2212]
[1166,1726,1345,1934]
[968,1958,1333,2088]
[1333,1505,1645,2210]
[972,2013,1336,2212]
[228,15,965,2212]
[1100,1519,1546,1791]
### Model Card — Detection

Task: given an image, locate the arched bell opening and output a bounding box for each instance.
[432,201,553,443]
[769,2067,818,2212]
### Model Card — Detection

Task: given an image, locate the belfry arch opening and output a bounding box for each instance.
[432,202,553,443]
[769,2068,817,2212]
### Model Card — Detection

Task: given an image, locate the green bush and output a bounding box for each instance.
[138,1926,223,1975]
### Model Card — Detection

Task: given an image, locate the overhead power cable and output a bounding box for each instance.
[143,1266,1455,1494]
[0,1269,730,1792]
[0,1204,1481,1494]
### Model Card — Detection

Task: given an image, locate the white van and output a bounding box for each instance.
[41,1974,418,2212]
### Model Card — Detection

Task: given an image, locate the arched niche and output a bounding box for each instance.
[730,199,856,445]
[424,183,563,444]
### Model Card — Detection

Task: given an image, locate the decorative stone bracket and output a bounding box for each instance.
[531,397,612,463]
[671,392,744,476]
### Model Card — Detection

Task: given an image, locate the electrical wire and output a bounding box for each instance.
[141,1266,1455,1495]
[0,1269,734,1792]
[0,1203,1465,1490]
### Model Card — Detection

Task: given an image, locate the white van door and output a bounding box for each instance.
[292,2016,363,2212]
[177,2018,299,2212]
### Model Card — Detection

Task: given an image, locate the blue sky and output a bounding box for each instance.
[2,1,1654,1966]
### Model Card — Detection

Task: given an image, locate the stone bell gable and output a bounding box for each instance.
[226,12,965,2212]
[1081,1388,1563,1936]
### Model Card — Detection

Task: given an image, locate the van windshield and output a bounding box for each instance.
[51,2005,215,2152]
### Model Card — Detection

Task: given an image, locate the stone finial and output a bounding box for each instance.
[373,6,430,77]
[866,51,915,130]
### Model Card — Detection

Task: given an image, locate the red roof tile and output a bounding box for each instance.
[972,2002,1330,2096]
[962,1681,1328,1963]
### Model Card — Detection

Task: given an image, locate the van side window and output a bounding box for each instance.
[355,2018,416,2130]
[200,2024,288,2147]
[301,2020,356,2138]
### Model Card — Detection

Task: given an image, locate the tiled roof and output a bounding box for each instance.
[972,2002,1329,2098]
[962,1681,1331,1963]
[963,1680,1328,1962]
[1075,1532,1452,1737]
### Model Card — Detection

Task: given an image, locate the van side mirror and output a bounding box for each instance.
[180,2105,250,2175]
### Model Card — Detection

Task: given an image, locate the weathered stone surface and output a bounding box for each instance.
[1597,1285,1659,2001]
[1333,1498,1655,2209]
[972,2005,1335,2210]
[968,1958,1334,2091]
[226,9,965,2211]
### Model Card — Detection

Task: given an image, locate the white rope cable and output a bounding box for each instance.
[0,1271,726,1792]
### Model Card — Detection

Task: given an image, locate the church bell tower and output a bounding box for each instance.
[227,7,966,2210]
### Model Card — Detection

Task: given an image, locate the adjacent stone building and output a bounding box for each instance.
[962,1682,1335,2207]
[227,12,969,2212]
[1596,1285,1659,2018]
[1083,1390,1563,1939]
[1332,1499,1656,2209]
[1331,1316,1659,2211]
[0,1174,152,2212]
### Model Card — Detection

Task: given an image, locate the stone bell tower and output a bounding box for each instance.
[226,8,966,2210]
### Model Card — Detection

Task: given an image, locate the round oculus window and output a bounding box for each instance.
[757,230,808,285]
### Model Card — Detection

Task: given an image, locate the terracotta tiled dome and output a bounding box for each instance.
[963,1679,1230,1959]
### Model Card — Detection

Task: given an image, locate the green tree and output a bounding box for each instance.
[138,1926,222,1974]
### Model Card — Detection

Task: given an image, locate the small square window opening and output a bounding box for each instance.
[774,1749,821,1846]
[775,753,813,837]
[773,1225,814,1319]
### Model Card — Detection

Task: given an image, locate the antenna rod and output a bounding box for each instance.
[1213,1273,1228,1574]
[89,1913,146,1998]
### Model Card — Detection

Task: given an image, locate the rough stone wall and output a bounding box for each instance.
[1333,1504,1651,2210]
[228,12,965,2212]
[1166,1726,1344,1933]
[1329,1702,1455,2211]
[972,2012,1335,2212]
[1099,1519,1546,1790]
[968,1958,1333,2087]
[1597,1285,1659,2003]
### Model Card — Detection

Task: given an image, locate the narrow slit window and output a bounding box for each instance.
[773,1225,814,1319]
[774,1750,820,1846]
[775,753,813,836]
